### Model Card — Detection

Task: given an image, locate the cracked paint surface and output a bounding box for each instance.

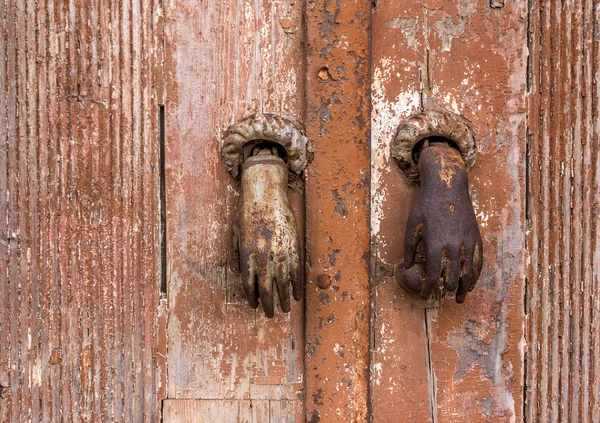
[165,0,305,419]
[370,1,526,422]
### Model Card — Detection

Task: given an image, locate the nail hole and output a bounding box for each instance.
[317,67,332,81]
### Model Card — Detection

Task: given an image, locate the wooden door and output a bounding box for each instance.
[162,0,527,421]
[1,1,599,423]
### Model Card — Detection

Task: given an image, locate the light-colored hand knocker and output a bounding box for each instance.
[223,114,307,317]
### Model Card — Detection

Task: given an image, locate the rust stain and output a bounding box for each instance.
[438,153,458,188]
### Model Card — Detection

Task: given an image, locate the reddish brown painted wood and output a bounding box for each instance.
[1,2,598,422]
[370,1,431,421]
[425,2,527,421]
[163,0,306,417]
[0,0,163,421]
[304,1,372,422]
[526,1,600,421]
[371,0,527,421]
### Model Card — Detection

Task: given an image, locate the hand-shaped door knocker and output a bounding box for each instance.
[391,109,482,303]
[223,114,307,317]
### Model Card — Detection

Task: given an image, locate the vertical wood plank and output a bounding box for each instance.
[370,1,431,420]
[527,1,600,421]
[163,399,270,423]
[371,0,527,421]
[164,0,305,408]
[304,1,372,422]
[270,400,303,423]
[424,1,527,421]
[0,0,163,421]
[0,0,8,419]
[591,4,600,420]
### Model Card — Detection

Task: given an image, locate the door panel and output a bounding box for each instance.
[163,0,305,413]
[370,2,431,421]
[423,1,527,421]
[371,0,527,421]
[2,1,600,422]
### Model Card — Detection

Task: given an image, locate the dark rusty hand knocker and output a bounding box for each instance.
[223,113,307,318]
[391,109,482,303]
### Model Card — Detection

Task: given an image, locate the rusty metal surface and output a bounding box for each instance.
[236,151,302,317]
[371,0,527,421]
[223,113,308,180]
[399,144,483,303]
[0,0,163,421]
[304,1,372,422]
[164,0,305,415]
[391,109,477,184]
[526,1,600,421]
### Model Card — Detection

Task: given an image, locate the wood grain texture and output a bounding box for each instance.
[526,1,600,421]
[0,0,163,422]
[163,399,302,423]
[304,1,372,422]
[163,0,306,412]
[371,0,527,421]
[164,400,271,423]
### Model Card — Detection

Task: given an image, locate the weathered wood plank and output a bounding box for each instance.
[424,1,527,421]
[371,0,527,421]
[163,399,271,422]
[164,0,305,406]
[0,0,8,419]
[370,1,431,420]
[0,0,163,421]
[527,1,600,421]
[269,400,303,423]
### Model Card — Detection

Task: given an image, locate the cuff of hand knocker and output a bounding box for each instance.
[390,109,477,185]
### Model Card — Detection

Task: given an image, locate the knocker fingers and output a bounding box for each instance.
[241,253,260,309]
[257,257,276,318]
[289,250,303,302]
[275,258,291,314]
[443,247,462,293]
[421,250,443,300]
[404,213,424,270]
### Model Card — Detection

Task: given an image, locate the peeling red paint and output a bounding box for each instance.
[305,0,372,421]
